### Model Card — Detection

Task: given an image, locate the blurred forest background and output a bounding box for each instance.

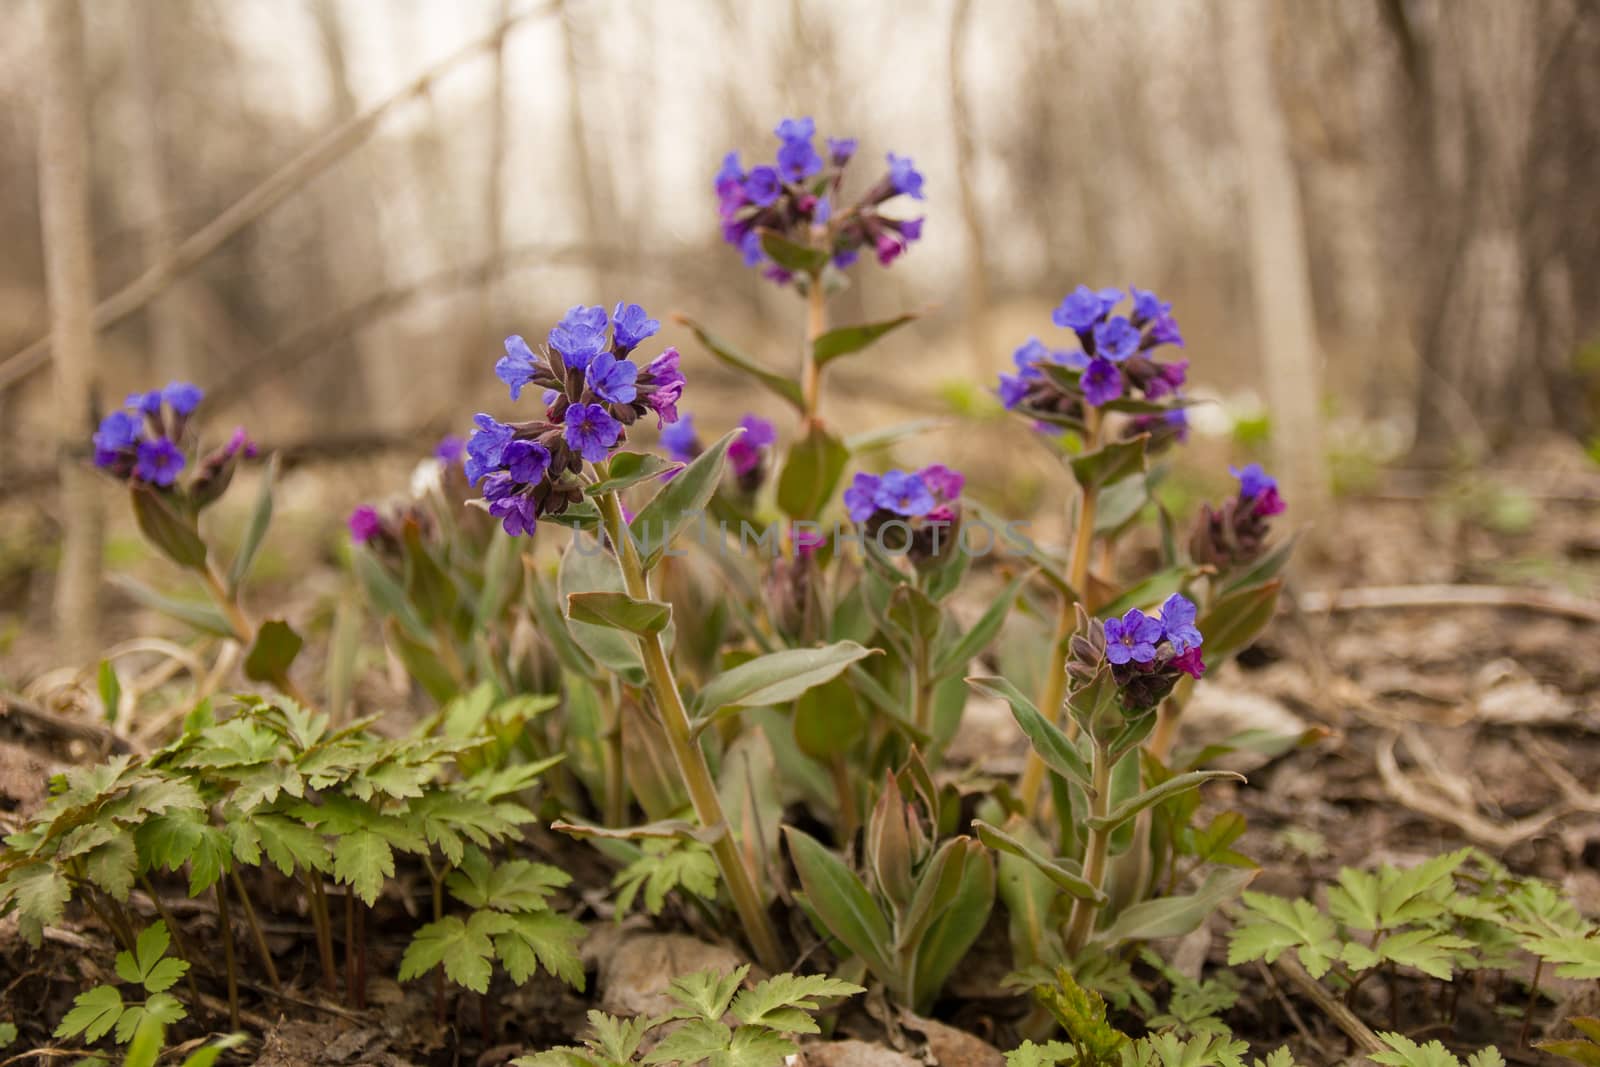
[1,0,1597,665]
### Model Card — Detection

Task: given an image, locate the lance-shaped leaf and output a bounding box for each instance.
[1219,532,1299,595]
[1086,770,1245,834]
[910,842,996,1012]
[402,522,458,624]
[932,574,1027,680]
[227,453,277,592]
[845,417,947,454]
[691,642,875,728]
[972,819,1104,903]
[1069,435,1149,491]
[383,618,458,704]
[776,424,849,522]
[674,314,804,411]
[895,837,977,952]
[1096,565,1203,620]
[784,827,893,977]
[131,484,207,571]
[350,545,429,642]
[1198,579,1283,663]
[586,452,679,496]
[539,500,602,531]
[549,818,725,845]
[566,591,671,636]
[961,500,1075,599]
[1093,867,1257,946]
[760,230,831,274]
[967,676,1091,789]
[558,539,646,685]
[629,429,739,570]
[793,676,866,760]
[813,311,920,368]
[243,619,303,685]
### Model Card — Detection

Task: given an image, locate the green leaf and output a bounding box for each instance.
[351,545,429,642]
[1093,868,1256,946]
[54,984,124,1042]
[96,659,121,721]
[1068,436,1148,492]
[178,1034,248,1067]
[114,922,189,994]
[844,418,947,454]
[558,539,646,685]
[243,619,303,685]
[972,820,1104,902]
[255,813,331,875]
[399,911,514,993]
[776,424,849,522]
[1226,892,1343,978]
[784,828,893,977]
[731,973,865,1033]
[107,575,236,638]
[641,1019,734,1066]
[1095,566,1199,620]
[792,676,865,760]
[228,453,278,590]
[813,311,919,368]
[968,676,1092,788]
[1088,770,1244,834]
[446,849,571,912]
[85,836,137,902]
[493,910,587,989]
[1197,580,1282,664]
[675,314,804,411]
[1525,933,1600,979]
[692,642,874,724]
[630,429,741,569]
[932,574,1026,679]
[333,829,395,905]
[667,966,749,1022]
[2,862,72,947]
[113,991,185,1045]
[131,484,207,570]
[612,837,719,917]
[759,230,830,274]
[566,591,671,636]
[910,841,996,1011]
[1006,1040,1078,1067]
[587,451,679,495]
[402,522,459,623]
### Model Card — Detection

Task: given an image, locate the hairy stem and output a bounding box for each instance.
[802,273,827,424]
[1062,736,1112,956]
[595,491,785,972]
[1019,407,1102,813]
[603,677,627,827]
[214,880,241,1030]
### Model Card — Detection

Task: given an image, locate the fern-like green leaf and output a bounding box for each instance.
[492,911,587,990]
[730,973,866,1033]
[54,985,124,1042]
[1226,893,1343,978]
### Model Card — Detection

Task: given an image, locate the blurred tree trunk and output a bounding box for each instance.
[948,0,992,379]
[559,0,608,293]
[38,0,102,661]
[1383,0,1597,455]
[128,0,194,382]
[1221,0,1328,517]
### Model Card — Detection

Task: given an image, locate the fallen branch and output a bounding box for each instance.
[1272,954,1385,1060]
[1295,583,1600,624]
[0,0,559,394]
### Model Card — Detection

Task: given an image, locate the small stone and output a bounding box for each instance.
[597,932,748,1018]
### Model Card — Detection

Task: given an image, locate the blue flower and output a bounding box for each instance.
[465,413,515,485]
[745,165,782,207]
[503,440,552,484]
[778,138,823,182]
[1230,463,1277,500]
[887,153,925,200]
[715,151,744,193]
[997,373,1029,410]
[660,414,700,463]
[1159,594,1203,652]
[874,470,935,516]
[611,303,660,352]
[134,438,186,487]
[1147,313,1185,348]
[1104,609,1162,665]
[1093,317,1141,362]
[489,493,539,536]
[898,217,924,242]
[1052,286,1107,332]
[161,382,203,416]
[586,352,638,405]
[564,403,623,463]
[1082,358,1123,406]
[738,230,764,266]
[827,137,857,165]
[548,305,610,371]
[775,116,816,143]
[813,196,832,225]
[1130,286,1172,324]
[496,334,541,399]
[833,248,859,270]
[638,347,685,425]
[844,472,881,522]
[1013,338,1049,376]
[93,410,141,455]
[435,434,465,465]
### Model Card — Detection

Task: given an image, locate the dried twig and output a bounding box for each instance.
[1272,954,1385,1059]
[1375,730,1573,849]
[1296,584,1600,624]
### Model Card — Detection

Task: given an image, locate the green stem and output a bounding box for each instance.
[200,560,314,709]
[595,491,785,973]
[603,677,627,826]
[1020,408,1102,813]
[909,640,932,740]
[1062,736,1112,956]
[802,273,827,424]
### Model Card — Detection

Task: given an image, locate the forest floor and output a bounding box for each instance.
[1,437,1597,1065]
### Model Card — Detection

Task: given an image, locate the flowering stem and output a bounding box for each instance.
[1019,408,1103,813]
[1062,736,1112,957]
[802,273,828,423]
[909,638,933,739]
[594,491,785,973]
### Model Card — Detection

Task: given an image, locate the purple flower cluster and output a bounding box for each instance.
[467,302,686,536]
[1070,593,1206,714]
[1190,464,1287,569]
[998,286,1188,428]
[843,464,964,566]
[716,117,926,285]
[727,415,777,494]
[91,382,255,500]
